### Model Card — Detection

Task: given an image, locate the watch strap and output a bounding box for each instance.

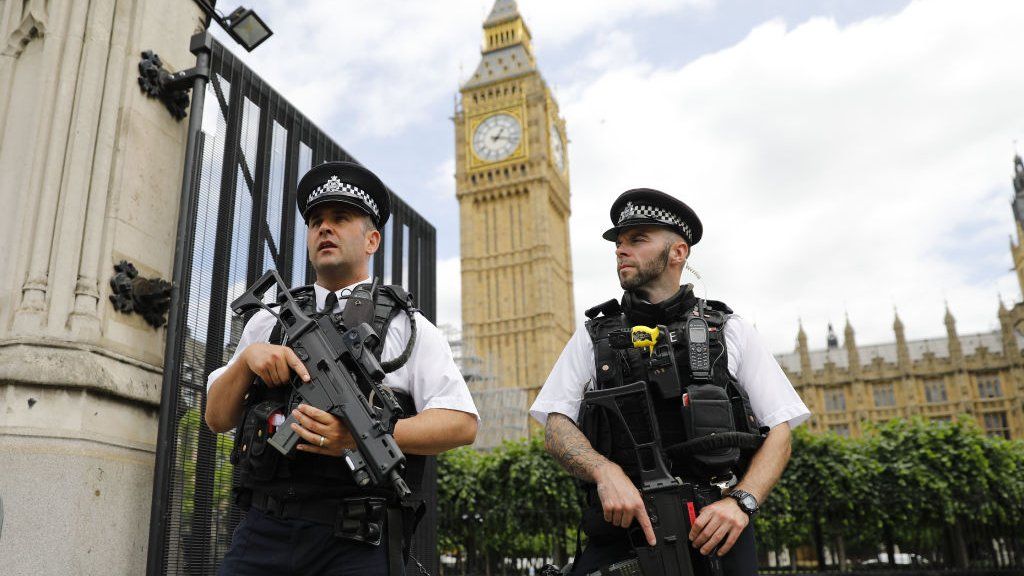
[728,489,759,516]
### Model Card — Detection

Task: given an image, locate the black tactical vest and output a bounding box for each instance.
[578,286,763,541]
[229,283,425,503]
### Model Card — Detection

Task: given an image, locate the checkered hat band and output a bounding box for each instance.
[618,202,691,242]
[308,176,379,218]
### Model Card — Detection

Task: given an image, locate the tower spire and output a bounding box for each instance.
[1014,153,1024,196]
[844,313,860,372]
[463,0,536,89]
[945,302,963,362]
[485,0,521,26]
[797,319,811,374]
[894,307,910,369]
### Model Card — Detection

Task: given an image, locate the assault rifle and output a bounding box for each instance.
[231,269,411,499]
[583,381,702,576]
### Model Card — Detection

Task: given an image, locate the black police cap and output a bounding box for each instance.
[296,161,392,228]
[602,188,703,245]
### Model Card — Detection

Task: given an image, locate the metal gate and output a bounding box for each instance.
[147,36,438,575]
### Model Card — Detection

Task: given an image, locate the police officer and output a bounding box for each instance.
[530,188,810,575]
[206,161,479,575]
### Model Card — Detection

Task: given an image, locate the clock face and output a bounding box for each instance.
[549,123,565,172]
[472,114,523,162]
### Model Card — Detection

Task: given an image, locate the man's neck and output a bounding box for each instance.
[315,269,369,292]
[636,273,683,304]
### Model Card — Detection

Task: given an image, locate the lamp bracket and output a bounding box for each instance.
[137,33,213,121]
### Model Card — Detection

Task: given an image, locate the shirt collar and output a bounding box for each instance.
[313,278,370,313]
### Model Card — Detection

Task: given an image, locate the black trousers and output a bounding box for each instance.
[570,523,758,576]
[217,507,402,576]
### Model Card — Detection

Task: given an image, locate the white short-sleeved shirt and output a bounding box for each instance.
[530,312,809,430]
[207,280,479,419]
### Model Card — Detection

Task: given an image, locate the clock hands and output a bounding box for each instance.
[473,115,521,161]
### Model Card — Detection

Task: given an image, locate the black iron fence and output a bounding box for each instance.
[758,520,1024,574]
[148,36,438,575]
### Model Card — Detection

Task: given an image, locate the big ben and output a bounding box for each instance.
[455,0,575,426]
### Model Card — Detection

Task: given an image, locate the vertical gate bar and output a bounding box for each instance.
[312,128,325,165]
[423,226,436,322]
[391,206,404,286]
[191,45,247,575]
[303,118,317,285]
[145,29,211,574]
[246,84,273,285]
[407,210,421,301]
[280,103,300,286]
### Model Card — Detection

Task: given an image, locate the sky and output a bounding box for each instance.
[210,0,1024,354]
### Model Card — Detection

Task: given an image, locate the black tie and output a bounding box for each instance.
[321,291,338,314]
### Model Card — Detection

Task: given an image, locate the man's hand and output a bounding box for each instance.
[242,343,310,386]
[290,404,356,457]
[207,343,309,433]
[594,463,657,547]
[688,497,748,556]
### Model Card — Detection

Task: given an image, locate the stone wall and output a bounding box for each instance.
[0,0,204,573]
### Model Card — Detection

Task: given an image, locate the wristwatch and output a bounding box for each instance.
[727,489,759,517]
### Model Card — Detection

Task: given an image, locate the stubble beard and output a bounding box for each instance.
[619,243,671,292]
[311,244,354,279]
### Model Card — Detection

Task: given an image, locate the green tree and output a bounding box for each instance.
[437,438,581,574]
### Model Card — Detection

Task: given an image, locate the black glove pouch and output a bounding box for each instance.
[233,399,285,482]
[681,384,740,473]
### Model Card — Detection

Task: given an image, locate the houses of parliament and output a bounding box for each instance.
[775,156,1024,441]
[454,1,1023,447]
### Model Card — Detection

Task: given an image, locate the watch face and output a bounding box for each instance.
[549,123,565,172]
[472,113,522,162]
[741,495,757,510]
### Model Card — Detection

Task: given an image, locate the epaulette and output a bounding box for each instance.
[702,299,733,327]
[585,298,621,320]
[705,299,733,314]
[377,284,414,310]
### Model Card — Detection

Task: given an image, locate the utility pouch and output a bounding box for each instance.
[235,399,286,482]
[334,496,388,545]
[731,393,758,435]
[681,384,740,471]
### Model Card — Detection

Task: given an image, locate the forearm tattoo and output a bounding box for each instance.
[545,413,610,483]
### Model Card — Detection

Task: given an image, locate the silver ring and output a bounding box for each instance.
[319,435,325,447]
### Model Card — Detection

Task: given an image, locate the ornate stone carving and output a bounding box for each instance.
[108,261,172,328]
[137,50,190,120]
[3,0,48,57]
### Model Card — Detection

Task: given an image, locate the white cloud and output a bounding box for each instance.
[435,256,463,327]
[561,0,1024,352]
[219,0,1024,355]
[215,0,710,141]
[427,157,457,199]
[517,0,712,50]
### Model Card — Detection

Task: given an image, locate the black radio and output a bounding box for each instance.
[686,316,711,381]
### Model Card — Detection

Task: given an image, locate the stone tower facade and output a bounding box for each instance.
[454,0,574,437]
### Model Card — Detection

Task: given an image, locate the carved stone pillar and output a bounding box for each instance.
[0,1,204,573]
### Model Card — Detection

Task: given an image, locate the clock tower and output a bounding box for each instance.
[455,0,574,428]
